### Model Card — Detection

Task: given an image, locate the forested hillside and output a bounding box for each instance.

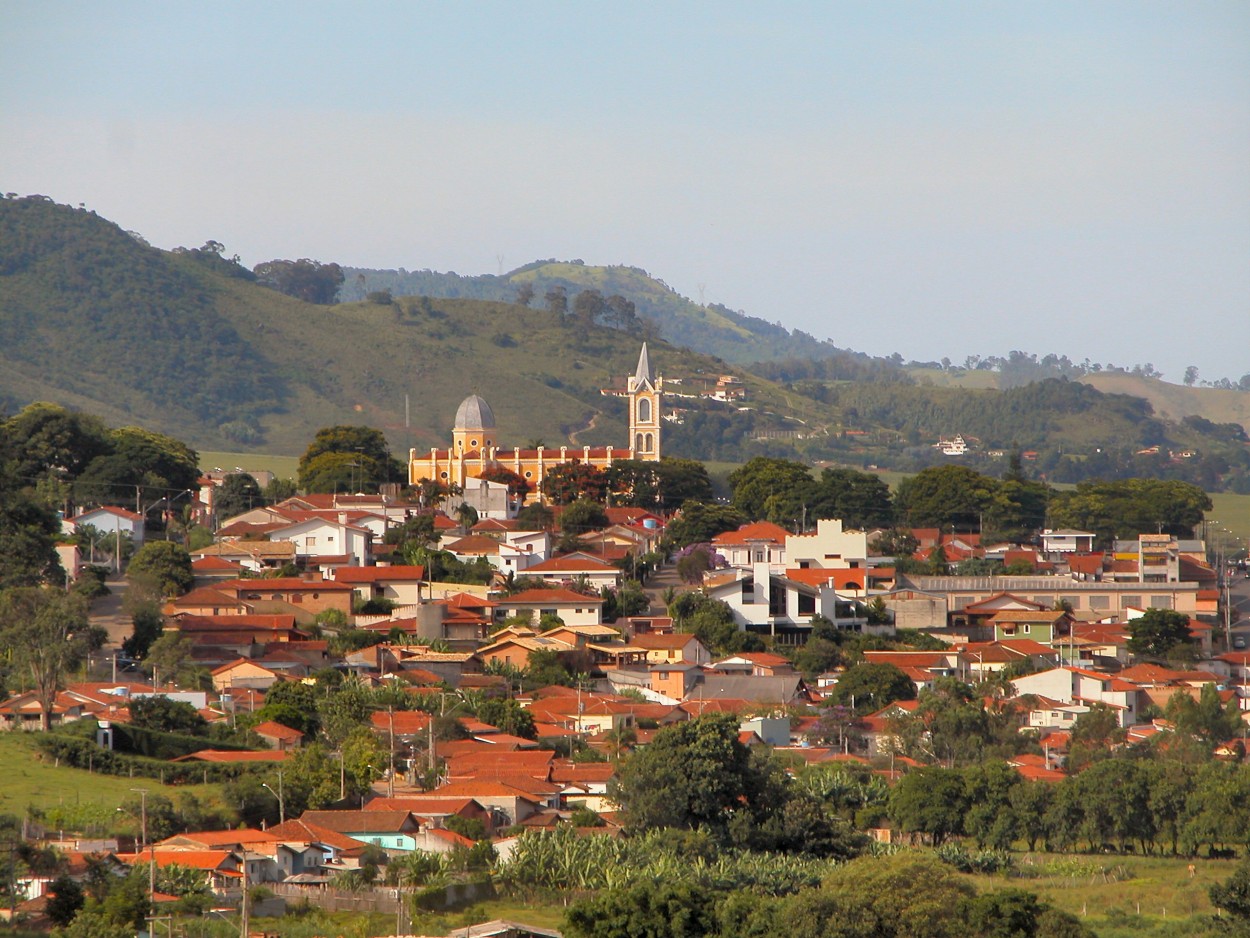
[341,260,861,365]
[2,195,1247,488]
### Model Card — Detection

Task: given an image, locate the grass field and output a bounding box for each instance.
[0,732,224,827]
[971,853,1236,938]
[199,450,301,480]
[1208,492,1250,547]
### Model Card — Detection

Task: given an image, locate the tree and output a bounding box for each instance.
[1127,608,1196,660]
[129,696,206,735]
[608,713,782,839]
[543,464,609,506]
[728,457,816,524]
[1183,366,1199,387]
[824,662,916,713]
[895,465,999,531]
[559,498,609,535]
[800,853,974,938]
[888,766,969,845]
[298,425,402,493]
[74,426,199,508]
[477,698,537,739]
[808,467,894,530]
[565,881,718,938]
[0,482,62,587]
[127,541,193,596]
[143,632,204,690]
[1047,479,1211,545]
[514,282,535,307]
[0,588,92,730]
[608,458,713,511]
[1209,856,1250,922]
[1165,681,1243,742]
[544,284,568,317]
[213,472,264,521]
[664,501,747,549]
[45,874,85,927]
[253,258,344,303]
[1,401,110,480]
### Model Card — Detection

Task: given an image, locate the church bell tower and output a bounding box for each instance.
[627,343,662,461]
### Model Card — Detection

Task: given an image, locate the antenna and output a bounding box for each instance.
[697,283,706,306]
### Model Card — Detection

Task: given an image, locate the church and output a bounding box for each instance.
[408,344,663,500]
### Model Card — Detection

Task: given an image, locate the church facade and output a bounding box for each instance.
[408,344,663,499]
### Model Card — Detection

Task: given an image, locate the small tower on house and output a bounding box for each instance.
[627,343,662,461]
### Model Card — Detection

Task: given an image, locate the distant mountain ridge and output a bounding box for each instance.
[2,195,1247,492]
[340,260,869,366]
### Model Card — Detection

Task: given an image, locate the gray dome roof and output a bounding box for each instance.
[454,394,496,431]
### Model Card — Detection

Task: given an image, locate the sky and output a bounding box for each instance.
[3,2,1248,382]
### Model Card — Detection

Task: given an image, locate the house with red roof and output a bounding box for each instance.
[333,565,427,605]
[253,720,304,750]
[712,521,792,569]
[492,588,604,627]
[524,553,622,590]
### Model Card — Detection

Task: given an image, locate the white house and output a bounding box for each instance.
[268,517,373,566]
[785,518,869,571]
[62,506,145,545]
[1011,666,1142,727]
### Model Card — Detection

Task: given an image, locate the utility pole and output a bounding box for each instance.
[387,707,396,798]
[129,788,154,920]
[239,849,249,938]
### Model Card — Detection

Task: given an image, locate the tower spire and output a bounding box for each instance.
[634,343,652,385]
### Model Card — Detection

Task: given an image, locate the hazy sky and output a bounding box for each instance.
[3,2,1248,381]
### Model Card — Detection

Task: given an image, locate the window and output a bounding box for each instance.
[635,433,644,451]
[1123,595,1141,609]
[645,433,653,451]
[956,596,976,608]
[1089,595,1110,610]
[638,398,651,422]
[306,537,316,546]
[1149,595,1173,610]
[471,439,478,447]
[1023,624,1031,633]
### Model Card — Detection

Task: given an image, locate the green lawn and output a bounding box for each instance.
[199,450,301,481]
[0,732,225,826]
[1208,492,1250,548]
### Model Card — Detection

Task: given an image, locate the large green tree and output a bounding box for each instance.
[807,467,895,530]
[1,402,110,480]
[1126,608,1196,660]
[608,713,785,840]
[665,501,747,549]
[213,472,264,521]
[894,465,999,531]
[1047,479,1212,544]
[298,425,402,493]
[127,541,193,596]
[253,258,344,303]
[728,457,816,525]
[888,766,969,845]
[0,588,93,730]
[823,662,916,714]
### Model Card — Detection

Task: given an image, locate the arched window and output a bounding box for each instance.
[635,433,644,451]
[645,433,654,451]
[638,398,651,423]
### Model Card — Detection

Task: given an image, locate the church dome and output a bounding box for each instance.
[454,394,496,431]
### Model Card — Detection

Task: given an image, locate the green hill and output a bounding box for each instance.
[2,195,1246,490]
[0,196,817,456]
[341,259,860,365]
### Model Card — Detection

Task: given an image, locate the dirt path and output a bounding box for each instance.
[568,411,600,445]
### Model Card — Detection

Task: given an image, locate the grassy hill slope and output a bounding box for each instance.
[0,197,814,455]
[343,260,852,365]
